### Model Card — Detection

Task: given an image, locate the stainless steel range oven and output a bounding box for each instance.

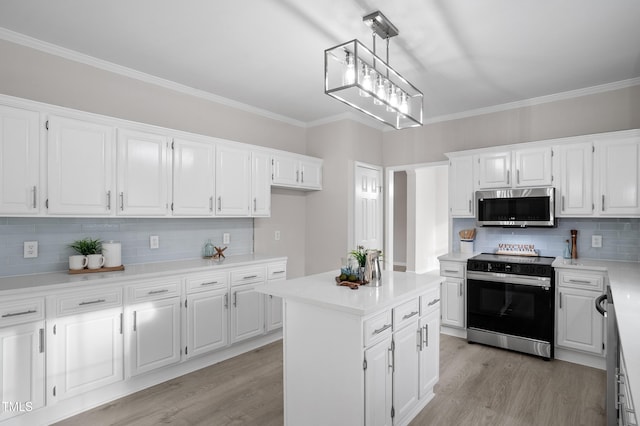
[466,253,555,360]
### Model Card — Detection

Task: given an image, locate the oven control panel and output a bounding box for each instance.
[467,259,553,277]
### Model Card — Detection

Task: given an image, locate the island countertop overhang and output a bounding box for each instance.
[258,270,442,316]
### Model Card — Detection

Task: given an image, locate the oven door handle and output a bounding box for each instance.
[594,294,607,317]
[467,271,551,289]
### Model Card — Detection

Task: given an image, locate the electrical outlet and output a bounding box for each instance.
[592,235,602,248]
[24,241,38,258]
[150,235,159,249]
[275,230,281,241]
[223,233,230,244]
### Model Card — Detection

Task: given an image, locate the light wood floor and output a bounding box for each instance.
[55,335,605,426]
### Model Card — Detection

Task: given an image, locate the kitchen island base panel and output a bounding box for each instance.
[283,300,364,426]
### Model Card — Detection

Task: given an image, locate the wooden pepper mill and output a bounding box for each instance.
[570,229,578,259]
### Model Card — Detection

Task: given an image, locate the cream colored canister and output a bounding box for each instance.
[102,241,122,267]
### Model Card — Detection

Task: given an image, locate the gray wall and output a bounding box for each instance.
[393,172,407,266]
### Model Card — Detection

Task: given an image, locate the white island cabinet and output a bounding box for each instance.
[259,270,442,426]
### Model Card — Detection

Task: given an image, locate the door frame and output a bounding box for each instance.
[350,161,384,253]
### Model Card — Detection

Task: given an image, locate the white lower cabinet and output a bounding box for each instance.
[439,260,465,329]
[265,263,286,332]
[230,284,265,343]
[126,279,182,377]
[364,337,393,426]
[393,319,420,424]
[419,309,440,398]
[0,321,45,421]
[556,269,605,355]
[185,275,229,359]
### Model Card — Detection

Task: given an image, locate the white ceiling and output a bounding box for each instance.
[0,0,639,127]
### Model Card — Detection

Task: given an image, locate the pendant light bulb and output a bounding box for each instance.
[387,85,399,112]
[399,91,409,114]
[343,51,356,85]
[359,63,372,97]
[374,75,387,105]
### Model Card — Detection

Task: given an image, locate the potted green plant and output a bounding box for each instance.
[69,237,102,255]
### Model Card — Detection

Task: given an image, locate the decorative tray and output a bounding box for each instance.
[335,276,368,290]
[68,265,125,275]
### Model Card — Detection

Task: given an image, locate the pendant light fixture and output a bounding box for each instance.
[324,11,423,130]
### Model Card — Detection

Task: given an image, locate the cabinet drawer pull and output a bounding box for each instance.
[272,270,285,275]
[148,289,169,295]
[373,323,392,335]
[243,275,258,280]
[568,279,592,284]
[2,309,37,318]
[78,299,106,306]
[402,311,419,320]
[427,298,440,307]
[443,269,458,274]
[200,281,218,286]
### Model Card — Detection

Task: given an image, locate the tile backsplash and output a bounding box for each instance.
[0,217,253,277]
[452,217,640,262]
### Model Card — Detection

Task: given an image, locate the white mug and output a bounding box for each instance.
[87,254,105,270]
[102,241,122,268]
[69,255,88,270]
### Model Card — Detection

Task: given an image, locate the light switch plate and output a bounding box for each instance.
[592,235,602,248]
[223,233,230,244]
[150,235,159,249]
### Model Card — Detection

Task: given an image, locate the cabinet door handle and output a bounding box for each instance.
[224,293,229,308]
[562,196,565,212]
[468,199,472,213]
[120,192,124,211]
[402,311,419,320]
[459,282,463,296]
[78,299,106,306]
[424,324,429,348]
[209,196,213,212]
[388,346,393,370]
[32,185,37,209]
[559,292,562,309]
[253,197,257,212]
[373,323,392,335]
[1,309,37,318]
[301,170,304,183]
[133,311,137,331]
[233,291,237,307]
[517,169,520,184]
[602,195,605,211]
[106,190,111,210]
[217,196,222,211]
[148,289,169,295]
[296,170,299,183]
[507,170,510,185]
[39,328,45,353]
[417,328,423,351]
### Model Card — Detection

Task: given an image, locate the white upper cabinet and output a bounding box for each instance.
[476,147,552,189]
[0,105,40,215]
[272,153,323,190]
[251,150,271,217]
[513,147,552,187]
[555,142,594,216]
[47,116,115,215]
[449,156,475,217]
[116,128,170,216]
[596,135,640,216]
[171,137,215,216]
[476,151,511,189]
[215,144,250,216]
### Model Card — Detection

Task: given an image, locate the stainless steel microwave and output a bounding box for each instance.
[476,187,556,227]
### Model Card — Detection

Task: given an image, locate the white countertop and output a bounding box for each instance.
[554,258,640,409]
[258,269,442,316]
[0,254,287,297]
[437,252,479,262]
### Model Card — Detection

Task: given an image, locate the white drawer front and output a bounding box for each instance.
[231,267,266,286]
[267,263,287,281]
[393,297,420,330]
[557,271,604,291]
[186,272,228,293]
[420,287,441,317]
[363,310,392,347]
[130,279,181,302]
[0,298,45,327]
[56,288,123,316]
[440,261,465,278]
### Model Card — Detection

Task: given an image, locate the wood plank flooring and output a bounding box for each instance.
[55,335,605,426]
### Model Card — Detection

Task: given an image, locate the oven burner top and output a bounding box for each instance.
[467,253,555,277]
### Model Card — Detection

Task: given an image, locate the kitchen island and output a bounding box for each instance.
[259,270,442,426]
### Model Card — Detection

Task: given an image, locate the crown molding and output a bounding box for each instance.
[422,77,640,125]
[307,111,386,131]
[0,27,307,128]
